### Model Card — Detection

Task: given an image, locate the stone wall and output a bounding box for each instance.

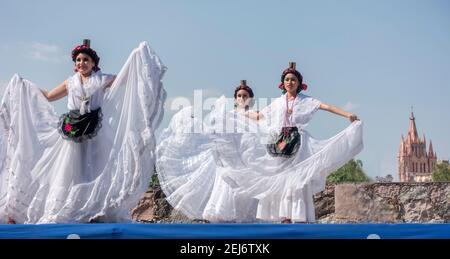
[325,182,450,223]
[132,182,450,223]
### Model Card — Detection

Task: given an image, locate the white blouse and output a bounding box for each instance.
[66,71,115,113]
[260,93,322,131]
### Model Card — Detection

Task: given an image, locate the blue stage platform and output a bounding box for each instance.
[0,223,449,239]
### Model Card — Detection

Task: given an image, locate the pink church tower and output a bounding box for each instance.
[398,111,437,182]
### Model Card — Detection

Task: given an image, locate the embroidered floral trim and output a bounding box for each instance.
[63,117,79,136]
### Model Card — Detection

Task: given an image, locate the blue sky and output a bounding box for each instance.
[0,0,449,179]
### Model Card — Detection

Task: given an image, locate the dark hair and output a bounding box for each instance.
[280,68,303,94]
[278,62,308,94]
[234,80,255,109]
[71,44,101,72]
[234,85,254,99]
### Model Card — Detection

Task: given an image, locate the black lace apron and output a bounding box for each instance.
[58,108,102,143]
[266,95,301,158]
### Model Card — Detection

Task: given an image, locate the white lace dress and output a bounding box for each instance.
[0,42,166,223]
[157,94,363,222]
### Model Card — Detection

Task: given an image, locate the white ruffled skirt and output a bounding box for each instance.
[157,99,363,222]
[0,42,166,223]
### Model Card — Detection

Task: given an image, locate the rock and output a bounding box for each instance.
[131,185,172,222]
[314,184,335,219]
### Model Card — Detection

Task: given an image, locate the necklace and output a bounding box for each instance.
[286,94,296,115]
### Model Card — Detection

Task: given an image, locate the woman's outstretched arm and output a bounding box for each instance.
[245,111,262,121]
[104,75,117,89]
[319,103,359,122]
[41,80,68,102]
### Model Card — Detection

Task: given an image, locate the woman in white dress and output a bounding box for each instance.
[157,80,259,223]
[238,62,362,223]
[201,80,260,222]
[0,39,166,223]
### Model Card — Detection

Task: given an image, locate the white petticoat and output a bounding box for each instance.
[157,96,363,222]
[0,42,166,223]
